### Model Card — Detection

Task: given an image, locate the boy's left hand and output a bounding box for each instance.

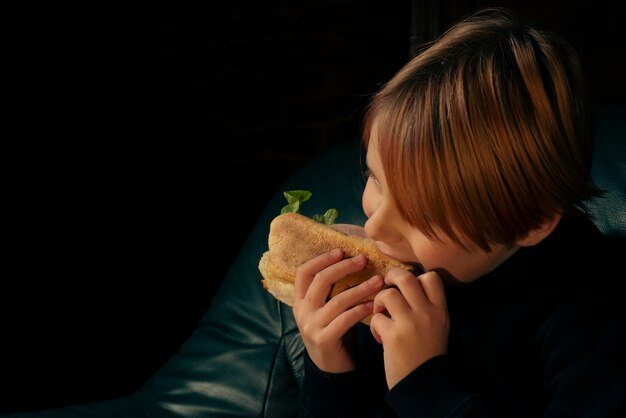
[370,269,449,389]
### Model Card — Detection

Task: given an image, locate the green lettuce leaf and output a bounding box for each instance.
[280,189,339,224]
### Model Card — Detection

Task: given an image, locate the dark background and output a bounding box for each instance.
[4,0,624,414]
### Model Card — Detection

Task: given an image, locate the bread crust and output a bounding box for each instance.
[259,212,414,323]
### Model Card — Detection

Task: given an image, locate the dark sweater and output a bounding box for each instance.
[299,212,625,417]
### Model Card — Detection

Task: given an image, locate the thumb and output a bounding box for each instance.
[369,313,393,344]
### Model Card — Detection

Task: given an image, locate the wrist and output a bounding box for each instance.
[307,348,356,374]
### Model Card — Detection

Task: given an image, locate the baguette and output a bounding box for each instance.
[259,212,414,324]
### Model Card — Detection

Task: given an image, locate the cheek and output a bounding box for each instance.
[405,232,454,269]
[406,236,487,282]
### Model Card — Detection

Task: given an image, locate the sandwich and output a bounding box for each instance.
[258,211,414,324]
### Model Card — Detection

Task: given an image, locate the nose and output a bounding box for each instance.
[364,200,401,244]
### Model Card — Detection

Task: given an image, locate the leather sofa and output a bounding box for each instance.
[7,98,624,417]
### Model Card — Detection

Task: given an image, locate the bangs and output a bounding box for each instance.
[363,22,599,252]
[364,79,490,251]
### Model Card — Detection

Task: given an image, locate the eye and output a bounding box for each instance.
[365,169,383,190]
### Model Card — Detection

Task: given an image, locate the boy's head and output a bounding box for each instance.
[363,7,601,251]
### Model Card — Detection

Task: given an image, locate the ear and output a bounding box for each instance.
[516,214,562,247]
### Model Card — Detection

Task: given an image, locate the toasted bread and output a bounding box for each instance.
[259,212,413,324]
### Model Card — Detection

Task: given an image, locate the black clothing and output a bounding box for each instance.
[299,212,626,417]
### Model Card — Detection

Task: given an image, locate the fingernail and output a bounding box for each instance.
[368,275,383,286]
[363,301,374,310]
[330,248,343,257]
[352,254,366,264]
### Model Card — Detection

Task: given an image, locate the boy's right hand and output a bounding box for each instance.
[293,248,384,373]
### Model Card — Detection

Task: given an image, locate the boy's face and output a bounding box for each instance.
[361,132,518,284]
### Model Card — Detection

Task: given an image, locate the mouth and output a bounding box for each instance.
[373,241,421,270]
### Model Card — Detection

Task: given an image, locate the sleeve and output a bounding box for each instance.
[385,355,491,417]
[540,289,626,418]
[386,286,626,418]
[298,351,368,418]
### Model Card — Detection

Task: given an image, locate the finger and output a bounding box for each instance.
[417,271,447,307]
[383,268,429,310]
[317,275,384,325]
[294,248,343,301]
[324,301,375,338]
[306,254,369,307]
[369,311,393,344]
[373,287,411,319]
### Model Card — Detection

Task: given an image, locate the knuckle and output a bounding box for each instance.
[293,304,307,320]
[294,264,308,278]
[330,288,360,311]
[373,290,390,307]
[352,280,374,297]
[395,272,414,286]
[419,270,439,281]
[312,332,328,347]
[378,287,398,300]
[373,289,386,304]
[300,322,313,337]
[369,312,383,327]
[326,294,343,309]
[374,287,398,306]
[386,268,417,287]
[356,301,371,313]
[312,271,326,283]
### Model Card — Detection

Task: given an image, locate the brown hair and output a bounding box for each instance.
[363,7,601,251]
